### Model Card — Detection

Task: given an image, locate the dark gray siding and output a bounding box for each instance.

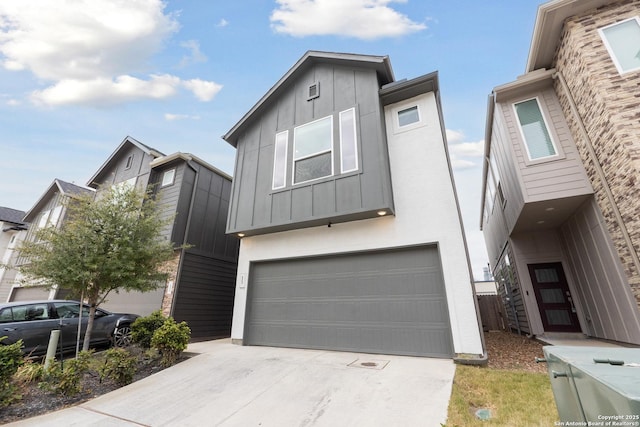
[244,246,453,358]
[93,145,155,189]
[172,251,237,339]
[152,162,187,242]
[227,63,394,235]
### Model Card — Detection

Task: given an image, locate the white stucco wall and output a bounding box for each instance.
[231,91,484,356]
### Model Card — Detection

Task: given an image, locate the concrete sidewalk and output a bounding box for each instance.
[8,339,455,426]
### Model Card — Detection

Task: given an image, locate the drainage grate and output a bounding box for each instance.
[348,359,390,370]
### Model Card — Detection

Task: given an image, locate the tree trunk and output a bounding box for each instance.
[82,304,97,352]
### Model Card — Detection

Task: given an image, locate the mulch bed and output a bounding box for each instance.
[484,330,548,373]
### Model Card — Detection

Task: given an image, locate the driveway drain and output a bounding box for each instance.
[348,359,390,370]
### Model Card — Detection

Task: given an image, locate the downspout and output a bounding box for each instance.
[552,70,640,277]
[168,160,200,317]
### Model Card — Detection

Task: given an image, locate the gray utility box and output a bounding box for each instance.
[543,346,640,423]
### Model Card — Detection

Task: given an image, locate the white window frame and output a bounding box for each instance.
[599,17,640,75]
[339,108,358,174]
[292,115,334,185]
[272,131,288,190]
[513,97,560,162]
[397,105,421,128]
[125,155,134,170]
[161,168,176,187]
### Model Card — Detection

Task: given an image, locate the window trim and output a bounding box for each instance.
[125,155,134,170]
[292,115,334,186]
[161,168,176,187]
[512,96,561,163]
[599,17,640,75]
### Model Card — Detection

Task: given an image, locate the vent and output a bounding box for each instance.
[307,81,320,100]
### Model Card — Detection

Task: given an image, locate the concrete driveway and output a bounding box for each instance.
[8,339,455,427]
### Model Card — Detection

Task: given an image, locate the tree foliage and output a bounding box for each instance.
[16,185,176,350]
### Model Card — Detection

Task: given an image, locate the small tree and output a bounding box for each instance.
[16,184,176,351]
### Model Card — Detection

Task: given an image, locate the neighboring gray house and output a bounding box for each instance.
[10,179,94,301]
[223,51,484,360]
[0,207,29,302]
[481,0,640,345]
[10,137,238,340]
[87,137,239,340]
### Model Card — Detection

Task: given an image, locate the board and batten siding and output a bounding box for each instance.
[227,63,393,235]
[153,162,186,243]
[499,87,592,205]
[560,198,640,345]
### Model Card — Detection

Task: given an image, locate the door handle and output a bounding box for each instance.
[3,328,16,331]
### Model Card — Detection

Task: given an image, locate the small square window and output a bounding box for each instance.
[599,17,640,74]
[161,169,176,187]
[397,105,420,127]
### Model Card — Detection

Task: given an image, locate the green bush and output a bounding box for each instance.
[131,310,167,349]
[100,347,137,386]
[151,318,191,367]
[39,350,93,396]
[0,337,24,407]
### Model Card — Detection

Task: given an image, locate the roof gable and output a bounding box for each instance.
[87,136,165,188]
[0,206,27,226]
[223,51,394,147]
[23,179,94,222]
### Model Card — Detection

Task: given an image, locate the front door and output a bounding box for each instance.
[528,263,581,333]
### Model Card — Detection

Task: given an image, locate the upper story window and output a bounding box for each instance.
[161,168,176,187]
[293,116,333,185]
[125,155,134,170]
[272,131,288,189]
[513,98,558,161]
[397,105,420,127]
[599,17,640,75]
[273,108,359,189]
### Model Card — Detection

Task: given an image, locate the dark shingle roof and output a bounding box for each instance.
[0,206,27,225]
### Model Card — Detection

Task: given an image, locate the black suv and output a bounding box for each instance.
[0,300,139,356]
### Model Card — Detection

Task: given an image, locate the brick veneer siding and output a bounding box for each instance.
[160,250,181,316]
[553,0,640,307]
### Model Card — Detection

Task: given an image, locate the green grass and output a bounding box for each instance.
[445,365,558,426]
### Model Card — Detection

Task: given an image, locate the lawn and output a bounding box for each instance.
[445,364,558,426]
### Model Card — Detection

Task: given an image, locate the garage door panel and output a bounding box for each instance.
[245,246,453,357]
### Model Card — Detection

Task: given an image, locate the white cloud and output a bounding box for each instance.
[446,129,484,170]
[270,0,426,39]
[182,79,223,102]
[0,0,221,106]
[179,40,207,68]
[164,113,201,121]
[217,18,229,27]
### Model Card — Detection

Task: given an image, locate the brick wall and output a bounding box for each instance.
[160,251,181,316]
[553,0,640,307]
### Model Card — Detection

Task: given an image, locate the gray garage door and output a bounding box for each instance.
[245,245,453,357]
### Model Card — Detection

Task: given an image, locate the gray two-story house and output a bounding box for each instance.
[223,51,484,360]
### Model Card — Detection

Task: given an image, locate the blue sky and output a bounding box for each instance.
[0,0,542,279]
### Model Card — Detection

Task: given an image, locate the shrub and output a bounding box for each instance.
[14,360,45,385]
[151,318,191,367]
[131,310,167,349]
[39,350,93,396]
[100,347,137,386]
[0,337,24,407]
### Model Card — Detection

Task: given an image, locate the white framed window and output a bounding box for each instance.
[599,17,640,74]
[161,169,176,187]
[513,98,558,161]
[293,115,333,185]
[272,131,288,189]
[339,108,358,173]
[48,205,63,227]
[397,105,420,127]
[38,210,51,229]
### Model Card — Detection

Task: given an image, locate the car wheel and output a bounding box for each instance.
[113,325,132,347]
